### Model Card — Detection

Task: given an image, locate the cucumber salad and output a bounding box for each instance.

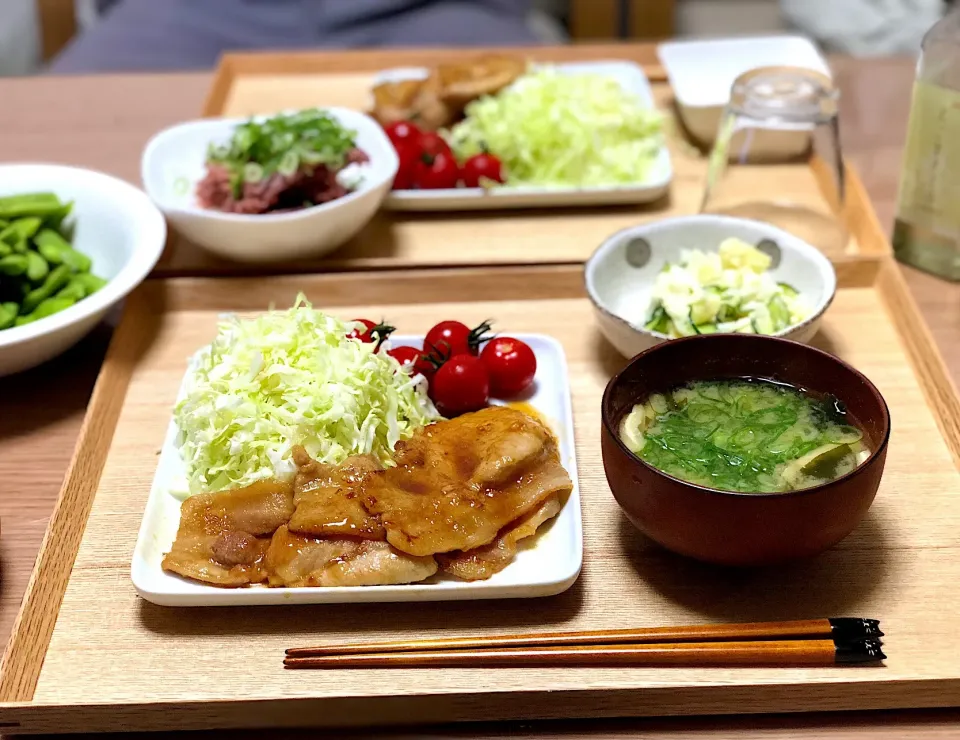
[644,238,811,337]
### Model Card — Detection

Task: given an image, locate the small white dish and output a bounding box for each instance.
[0,164,166,377]
[132,333,582,606]
[584,215,837,359]
[141,108,398,262]
[657,35,831,149]
[379,61,672,211]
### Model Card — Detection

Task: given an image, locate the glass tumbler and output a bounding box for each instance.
[700,66,849,257]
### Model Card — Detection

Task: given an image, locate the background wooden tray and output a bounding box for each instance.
[152,48,885,277]
[2,258,959,734]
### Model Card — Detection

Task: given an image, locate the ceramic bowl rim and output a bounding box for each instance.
[583,214,838,343]
[140,108,399,224]
[601,332,892,500]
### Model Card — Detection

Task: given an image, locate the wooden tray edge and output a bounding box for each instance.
[2,679,960,734]
[203,45,667,117]
[0,290,154,703]
[877,259,960,467]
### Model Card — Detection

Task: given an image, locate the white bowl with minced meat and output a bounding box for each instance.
[141,108,398,263]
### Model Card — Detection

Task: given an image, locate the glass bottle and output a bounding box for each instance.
[892,9,960,279]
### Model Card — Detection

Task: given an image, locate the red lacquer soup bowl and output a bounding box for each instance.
[600,334,890,566]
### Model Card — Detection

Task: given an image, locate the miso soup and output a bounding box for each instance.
[619,378,871,493]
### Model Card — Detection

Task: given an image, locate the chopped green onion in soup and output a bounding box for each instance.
[619,379,870,493]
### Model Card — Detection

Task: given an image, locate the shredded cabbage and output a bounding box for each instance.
[447,67,663,188]
[173,296,439,495]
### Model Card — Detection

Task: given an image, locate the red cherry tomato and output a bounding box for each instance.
[461,152,505,188]
[347,318,394,350]
[418,131,453,158]
[384,120,422,150]
[480,337,537,397]
[429,355,490,416]
[387,346,440,380]
[414,150,460,190]
[387,345,421,367]
[424,319,492,358]
[392,143,421,190]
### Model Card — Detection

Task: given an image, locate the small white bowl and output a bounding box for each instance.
[584,215,836,358]
[141,108,398,263]
[0,163,166,377]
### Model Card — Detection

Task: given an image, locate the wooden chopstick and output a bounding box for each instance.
[283,638,886,670]
[285,618,882,658]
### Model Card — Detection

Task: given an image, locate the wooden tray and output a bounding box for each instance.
[2,257,960,734]
[152,47,886,277]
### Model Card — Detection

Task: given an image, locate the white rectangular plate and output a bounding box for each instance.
[380,61,672,211]
[132,333,582,606]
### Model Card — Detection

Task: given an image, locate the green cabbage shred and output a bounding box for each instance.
[174,295,439,495]
[447,67,663,188]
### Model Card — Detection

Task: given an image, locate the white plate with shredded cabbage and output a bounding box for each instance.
[379,61,672,211]
[131,303,581,605]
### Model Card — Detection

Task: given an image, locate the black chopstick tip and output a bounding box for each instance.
[835,638,886,664]
[828,617,884,640]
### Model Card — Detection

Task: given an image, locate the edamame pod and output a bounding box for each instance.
[56,278,87,302]
[0,242,10,258]
[30,296,76,320]
[22,264,71,313]
[0,254,28,276]
[1,216,42,243]
[0,192,62,220]
[60,247,92,273]
[0,302,18,330]
[25,251,49,282]
[73,273,107,294]
[34,229,70,264]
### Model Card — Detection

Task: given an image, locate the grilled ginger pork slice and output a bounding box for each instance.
[362,407,573,557]
[266,525,437,587]
[287,446,384,539]
[435,493,563,581]
[161,479,295,586]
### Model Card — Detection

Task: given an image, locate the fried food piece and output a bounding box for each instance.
[436,55,526,105]
[371,78,426,127]
[287,447,384,539]
[412,73,461,131]
[265,525,438,587]
[161,479,295,587]
[362,407,573,557]
[371,74,459,131]
[435,493,563,581]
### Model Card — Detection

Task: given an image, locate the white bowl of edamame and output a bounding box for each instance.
[0,164,166,377]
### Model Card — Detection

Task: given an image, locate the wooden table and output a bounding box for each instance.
[0,55,957,738]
